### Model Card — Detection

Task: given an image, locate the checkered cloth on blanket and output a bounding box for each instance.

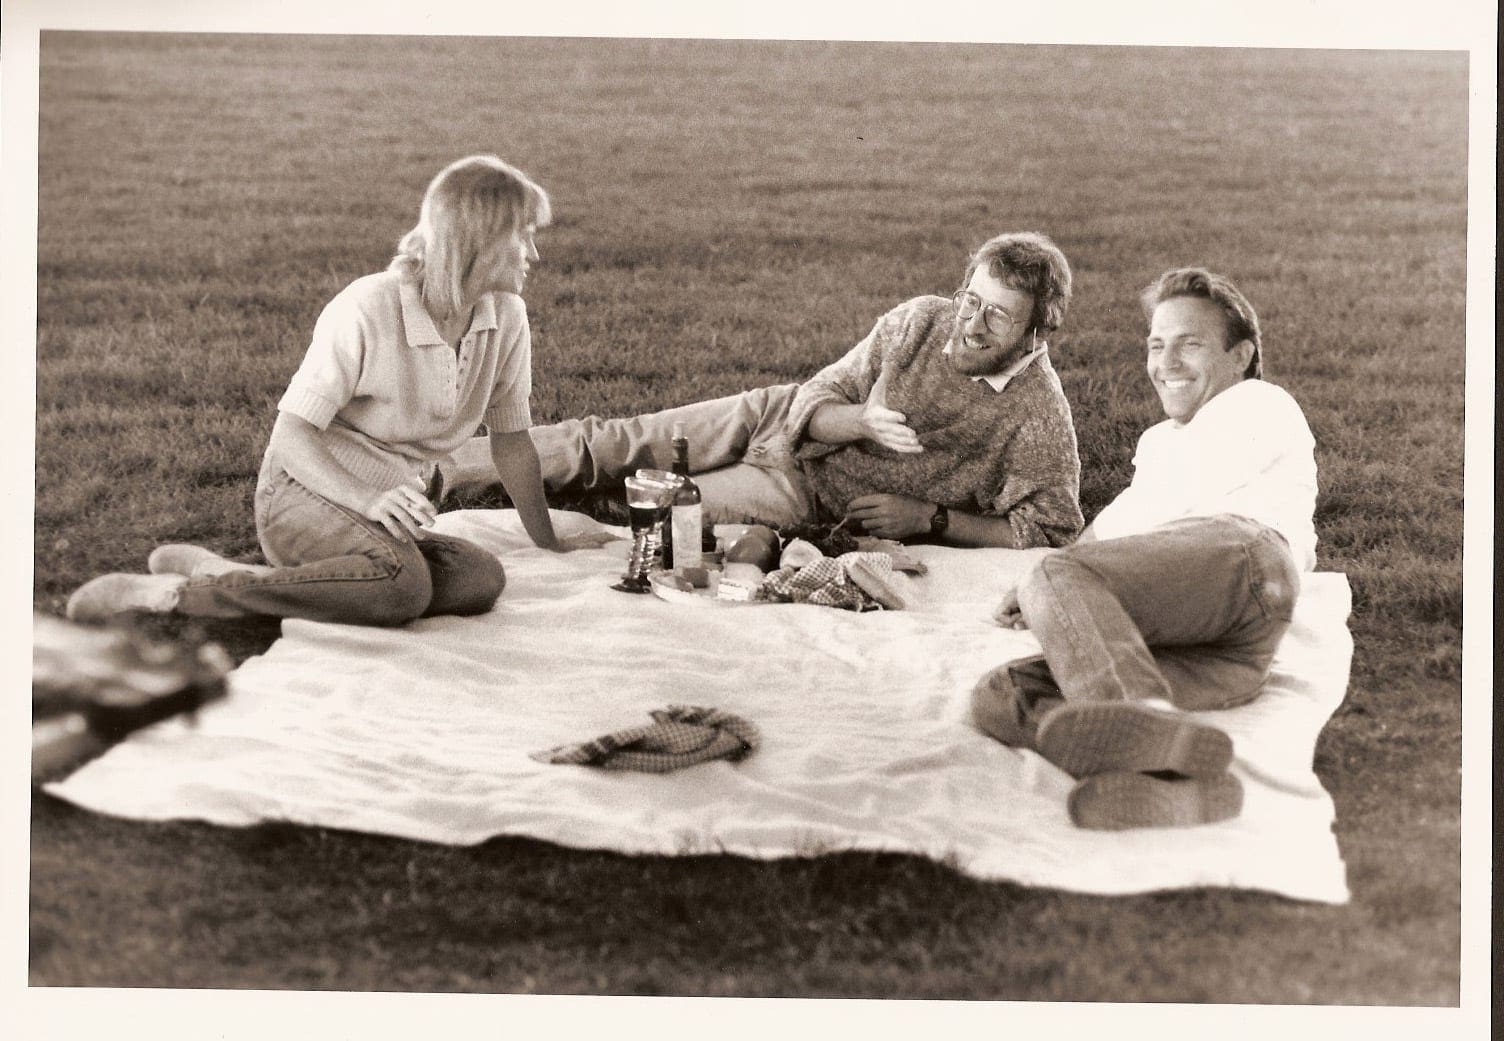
[762,551,897,611]
[530,705,760,772]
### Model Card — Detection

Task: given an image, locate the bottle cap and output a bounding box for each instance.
[672,421,686,440]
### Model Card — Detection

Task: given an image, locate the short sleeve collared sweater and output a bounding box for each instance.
[264,271,533,494]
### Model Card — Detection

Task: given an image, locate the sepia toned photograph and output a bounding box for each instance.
[8,1,1491,1036]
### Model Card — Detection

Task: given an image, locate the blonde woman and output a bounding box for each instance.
[69,155,611,627]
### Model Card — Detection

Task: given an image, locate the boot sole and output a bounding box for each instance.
[1068,771,1244,830]
[1036,701,1233,779]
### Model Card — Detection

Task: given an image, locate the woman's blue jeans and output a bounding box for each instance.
[998,515,1301,745]
[173,471,505,626]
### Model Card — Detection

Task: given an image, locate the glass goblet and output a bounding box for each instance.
[612,468,682,593]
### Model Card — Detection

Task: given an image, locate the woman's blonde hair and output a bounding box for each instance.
[390,155,551,320]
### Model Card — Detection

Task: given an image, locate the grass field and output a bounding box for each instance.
[28,33,1469,1002]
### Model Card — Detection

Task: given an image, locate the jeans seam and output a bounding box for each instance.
[1239,537,1271,622]
[1033,555,1143,703]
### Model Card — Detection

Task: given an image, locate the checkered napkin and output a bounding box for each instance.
[761,551,897,611]
[530,705,761,773]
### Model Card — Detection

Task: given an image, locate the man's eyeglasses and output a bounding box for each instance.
[952,290,1024,336]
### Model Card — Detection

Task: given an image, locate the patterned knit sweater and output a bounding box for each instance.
[784,295,1083,548]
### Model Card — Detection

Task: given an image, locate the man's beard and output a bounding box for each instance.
[946,325,1032,377]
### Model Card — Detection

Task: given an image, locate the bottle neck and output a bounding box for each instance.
[672,438,690,476]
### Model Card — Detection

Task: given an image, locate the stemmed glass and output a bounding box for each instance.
[612,469,682,593]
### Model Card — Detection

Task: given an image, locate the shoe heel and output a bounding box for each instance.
[1036,702,1234,779]
[1069,771,1243,830]
[1168,722,1234,778]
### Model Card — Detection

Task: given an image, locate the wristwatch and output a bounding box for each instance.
[928,503,949,538]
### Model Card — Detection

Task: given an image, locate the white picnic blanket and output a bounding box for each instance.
[47,509,1353,903]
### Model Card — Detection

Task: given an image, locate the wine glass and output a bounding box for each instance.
[612,469,682,593]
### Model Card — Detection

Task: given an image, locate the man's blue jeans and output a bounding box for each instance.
[998,515,1301,745]
[173,470,505,625]
[445,384,817,527]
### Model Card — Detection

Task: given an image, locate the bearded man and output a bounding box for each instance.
[442,232,1082,548]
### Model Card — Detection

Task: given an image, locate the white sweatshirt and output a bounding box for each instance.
[1090,379,1319,571]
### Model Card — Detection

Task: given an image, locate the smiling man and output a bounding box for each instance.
[441,232,1083,548]
[972,267,1318,830]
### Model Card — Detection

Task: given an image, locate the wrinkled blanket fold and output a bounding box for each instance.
[46,509,1353,903]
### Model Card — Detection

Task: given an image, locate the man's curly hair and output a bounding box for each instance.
[961,232,1073,335]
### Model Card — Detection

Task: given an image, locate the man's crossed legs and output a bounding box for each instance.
[973,515,1300,829]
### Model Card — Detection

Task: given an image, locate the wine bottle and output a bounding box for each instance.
[669,423,703,570]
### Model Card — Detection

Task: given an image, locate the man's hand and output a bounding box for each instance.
[543,531,624,553]
[363,478,437,542]
[845,493,935,540]
[859,369,923,454]
[989,547,1062,629]
[993,582,1027,630]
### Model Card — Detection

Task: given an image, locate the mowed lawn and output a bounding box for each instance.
[30,34,1467,1002]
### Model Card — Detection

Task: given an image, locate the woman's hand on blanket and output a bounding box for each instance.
[547,530,625,552]
[363,479,437,542]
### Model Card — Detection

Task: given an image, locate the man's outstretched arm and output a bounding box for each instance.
[806,369,922,454]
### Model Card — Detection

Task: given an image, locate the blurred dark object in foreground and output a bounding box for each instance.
[33,613,232,781]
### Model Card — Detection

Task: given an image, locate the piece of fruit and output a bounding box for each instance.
[725,531,779,570]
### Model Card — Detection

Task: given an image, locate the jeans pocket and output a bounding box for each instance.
[254,469,294,536]
[1247,527,1299,624]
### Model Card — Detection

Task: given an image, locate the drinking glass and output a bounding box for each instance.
[613,469,682,593]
